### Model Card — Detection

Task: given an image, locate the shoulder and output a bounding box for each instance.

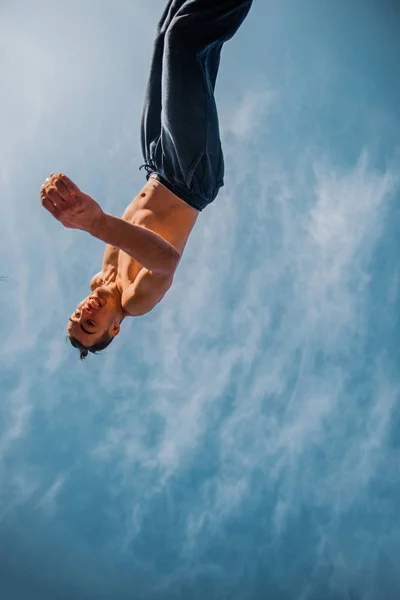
[121,268,174,316]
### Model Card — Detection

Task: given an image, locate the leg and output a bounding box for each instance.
[156,0,253,210]
[142,0,253,211]
[140,0,187,168]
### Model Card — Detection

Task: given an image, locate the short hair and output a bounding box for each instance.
[67,333,114,360]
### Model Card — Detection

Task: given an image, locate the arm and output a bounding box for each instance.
[121,267,174,316]
[40,173,180,275]
[90,213,180,275]
[91,203,135,289]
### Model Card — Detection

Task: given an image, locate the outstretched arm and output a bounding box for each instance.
[40,173,180,275]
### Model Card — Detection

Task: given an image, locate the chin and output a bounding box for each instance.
[92,286,121,314]
[91,287,110,307]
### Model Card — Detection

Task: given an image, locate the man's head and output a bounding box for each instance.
[67,286,124,359]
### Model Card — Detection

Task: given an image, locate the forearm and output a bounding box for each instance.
[90,213,180,274]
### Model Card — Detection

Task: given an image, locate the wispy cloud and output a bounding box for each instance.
[224,89,276,141]
[35,474,67,518]
[90,88,399,574]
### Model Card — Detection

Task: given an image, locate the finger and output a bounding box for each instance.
[46,186,66,207]
[53,177,72,201]
[40,187,50,204]
[58,174,80,196]
[41,196,58,216]
[40,189,58,215]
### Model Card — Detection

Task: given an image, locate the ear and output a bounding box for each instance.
[110,322,121,338]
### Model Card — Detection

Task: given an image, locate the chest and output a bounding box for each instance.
[116,246,143,289]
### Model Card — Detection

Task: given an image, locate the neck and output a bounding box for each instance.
[98,282,126,321]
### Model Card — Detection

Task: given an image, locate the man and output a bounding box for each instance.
[41,0,253,359]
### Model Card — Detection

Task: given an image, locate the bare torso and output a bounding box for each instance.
[91,176,199,315]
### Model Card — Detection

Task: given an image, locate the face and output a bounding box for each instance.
[67,287,121,346]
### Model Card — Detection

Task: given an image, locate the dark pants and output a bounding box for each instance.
[140,0,253,211]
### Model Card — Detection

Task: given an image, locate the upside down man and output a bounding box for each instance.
[40,0,253,359]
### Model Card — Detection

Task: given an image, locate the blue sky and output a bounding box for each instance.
[1,0,400,598]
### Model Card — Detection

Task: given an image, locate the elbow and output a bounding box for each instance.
[154,247,180,276]
[168,247,181,272]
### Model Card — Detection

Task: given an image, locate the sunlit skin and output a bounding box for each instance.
[67,284,124,347]
[41,173,199,347]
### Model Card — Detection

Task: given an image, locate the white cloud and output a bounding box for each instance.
[78,80,400,568]
[0,378,32,462]
[223,89,276,141]
[35,474,67,518]
[0,377,37,519]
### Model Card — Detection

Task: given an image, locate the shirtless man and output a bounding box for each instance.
[40,0,253,359]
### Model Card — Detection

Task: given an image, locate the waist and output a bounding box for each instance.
[149,173,203,213]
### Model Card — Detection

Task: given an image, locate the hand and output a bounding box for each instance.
[40,173,104,233]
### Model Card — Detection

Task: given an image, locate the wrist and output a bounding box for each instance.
[88,210,108,237]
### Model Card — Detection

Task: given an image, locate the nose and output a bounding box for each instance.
[76,304,92,318]
[74,309,86,321]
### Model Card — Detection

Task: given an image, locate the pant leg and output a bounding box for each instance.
[140,0,187,168]
[143,0,253,211]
